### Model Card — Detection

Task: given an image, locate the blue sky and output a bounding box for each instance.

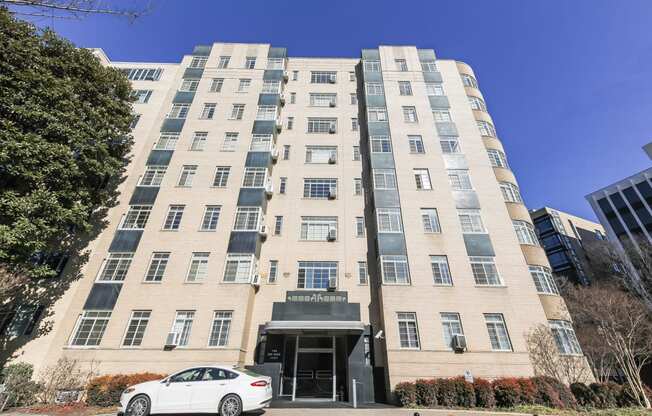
[21,0,652,220]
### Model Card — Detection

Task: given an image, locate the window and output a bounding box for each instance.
[221,132,239,151]
[120,67,162,81]
[279,177,287,194]
[500,182,523,203]
[230,104,245,120]
[300,216,337,241]
[180,78,199,92]
[190,131,208,151]
[398,81,413,96]
[133,89,152,103]
[213,166,230,187]
[364,60,380,72]
[549,320,582,355]
[298,261,337,289]
[350,93,358,105]
[365,82,384,95]
[245,56,256,69]
[292,70,298,80]
[414,169,432,190]
[421,61,437,72]
[468,96,487,111]
[303,178,337,199]
[243,167,267,188]
[513,220,539,246]
[140,165,166,186]
[129,114,140,129]
[397,312,419,349]
[283,145,291,160]
[155,132,179,150]
[310,93,337,107]
[217,56,230,69]
[458,209,485,233]
[477,120,496,137]
[355,217,365,237]
[351,118,359,131]
[408,135,425,153]
[122,310,150,347]
[121,205,151,229]
[368,107,388,122]
[169,103,189,119]
[371,136,392,153]
[186,252,209,282]
[484,313,512,351]
[201,206,221,231]
[373,169,397,190]
[487,149,509,168]
[402,106,418,122]
[448,170,473,190]
[274,216,283,235]
[377,208,402,233]
[209,311,233,347]
[529,265,559,295]
[237,78,251,92]
[223,254,254,283]
[262,80,280,93]
[290,92,296,104]
[189,56,207,68]
[307,118,337,133]
[461,73,478,88]
[287,117,294,130]
[210,78,224,92]
[354,178,362,195]
[305,146,337,164]
[440,313,463,349]
[470,257,501,286]
[267,57,284,69]
[395,59,408,72]
[353,146,361,161]
[268,261,278,283]
[311,71,336,84]
[381,255,410,284]
[440,137,460,154]
[171,311,194,346]
[421,208,441,233]
[233,207,260,231]
[433,110,452,122]
[97,253,133,282]
[144,252,169,282]
[250,134,272,151]
[70,311,111,346]
[358,261,368,285]
[431,256,453,285]
[178,165,197,187]
[426,82,444,96]
[163,205,185,230]
[256,105,277,120]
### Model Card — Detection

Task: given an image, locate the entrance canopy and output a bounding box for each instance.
[264,320,365,334]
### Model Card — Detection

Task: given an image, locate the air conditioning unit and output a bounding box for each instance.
[258,224,268,238]
[329,124,336,134]
[327,276,337,291]
[265,181,274,195]
[279,94,286,106]
[251,273,261,287]
[270,147,279,160]
[283,71,289,82]
[328,154,337,164]
[452,334,467,352]
[328,75,336,84]
[327,188,337,200]
[329,100,336,107]
[327,228,337,241]
[276,122,283,133]
[165,332,179,348]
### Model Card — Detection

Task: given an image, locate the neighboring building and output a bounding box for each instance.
[530,207,605,284]
[5,43,585,404]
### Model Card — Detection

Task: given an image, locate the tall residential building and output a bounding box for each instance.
[5,43,585,404]
[530,207,605,284]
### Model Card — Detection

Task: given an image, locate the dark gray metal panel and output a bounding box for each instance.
[366,95,386,107]
[377,233,407,255]
[268,47,287,58]
[348,327,375,403]
[271,302,361,321]
[442,154,468,170]
[83,283,122,310]
[129,186,159,205]
[361,49,380,60]
[370,153,395,169]
[263,70,284,81]
[160,118,185,133]
[237,188,267,207]
[192,45,212,56]
[227,232,258,253]
[436,122,458,136]
[453,191,480,209]
[374,190,400,208]
[258,94,280,106]
[172,91,195,104]
[463,234,495,256]
[417,49,437,61]
[252,121,276,135]
[245,152,271,168]
[146,150,174,166]
[363,72,382,83]
[423,71,443,82]
[108,230,143,252]
[367,122,389,136]
[428,95,450,109]
[183,67,204,79]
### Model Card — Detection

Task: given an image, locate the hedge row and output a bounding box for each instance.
[395,376,650,409]
[86,373,166,407]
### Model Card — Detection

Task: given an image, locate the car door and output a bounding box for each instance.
[156,368,205,412]
[189,367,233,412]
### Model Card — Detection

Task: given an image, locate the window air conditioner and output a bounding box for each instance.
[328,76,336,84]
[283,71,289,82]
[329,100,336,107]
[265,181,274,195]
[251,273,261,287]
[270,147,279,160]
[328,153,337,164]
[327,188,337,200]
[327,276,337,291]
[329,124,336,134]
[452,334,467,352]
[327,228,337,241]
[276,122,283,133]
[165,332,179,348]
[258,224,268,238]
[279,94,286,106]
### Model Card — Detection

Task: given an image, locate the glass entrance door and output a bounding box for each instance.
[291,336,336,401]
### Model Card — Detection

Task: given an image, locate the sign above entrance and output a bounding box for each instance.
[286,291,348,303]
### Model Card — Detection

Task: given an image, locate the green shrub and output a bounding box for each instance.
[570,382,597,407]
[1,362,40,407]
[86,373,165,407]
[516,377,537,405]
[452,377,475,407]
[436,378,458,407]
[473,378,496,408]
[590,382,620,408]
[394,381,417,407]
[415,379,437,407]
[493,377,521,407]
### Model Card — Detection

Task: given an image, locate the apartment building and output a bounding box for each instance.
[6,43,585,404]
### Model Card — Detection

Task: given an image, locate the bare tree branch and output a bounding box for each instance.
[1,0,153,20]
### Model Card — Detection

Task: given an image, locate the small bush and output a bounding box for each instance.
[473,378,496,408]
[436,378,458,407]
[590,382,620,408]
[415,379,438,407]
[546,376,577,408]
[452,377,475,407]
[86,373,165,407]
[493,377,521,407]
[394,381,417,407]
[1,362,40,407]
[570,382,597,407]
[516,378,537,405]
[531,376,564,408]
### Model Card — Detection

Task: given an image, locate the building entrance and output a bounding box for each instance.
[280,336,338,401]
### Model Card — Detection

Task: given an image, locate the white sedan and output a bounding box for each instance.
[119,366,272,416]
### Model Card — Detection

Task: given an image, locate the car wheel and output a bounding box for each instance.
[219,393,242,416]
[127,394,151,416]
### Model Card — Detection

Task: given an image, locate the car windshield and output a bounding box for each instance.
[234,367,263,377]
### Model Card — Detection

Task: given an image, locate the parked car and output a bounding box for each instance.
[119,365,272,416]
